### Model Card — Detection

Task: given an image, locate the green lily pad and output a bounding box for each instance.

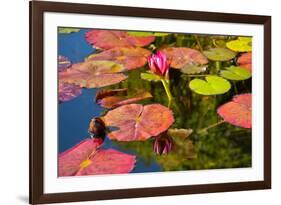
[127,31,169,37]
[58,27,80,34]
[220,66,251,81]
[189,75,231,95]
[203,48,236,61]
[141,72,163,82]
[181,64,207,74]
[226,37,252,52]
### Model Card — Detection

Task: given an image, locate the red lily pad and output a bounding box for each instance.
[59,82,82,102]
[58,55,71,72]
[95,88,128,103]
[217,93,252,128]
[59,138,136,176]
[87,47,151,70]
[59,61,128,88]
[161,47,208,69]
[85,30,155,50]
[97,89,152,108]
[103,104,174,141]
[237,52,252,72]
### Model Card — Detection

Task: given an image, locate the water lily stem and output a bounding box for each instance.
[161,79,173,107]
[198,120,225,133]
[215,61,221,73]
[233,81,238,94]
[195,35,203,52]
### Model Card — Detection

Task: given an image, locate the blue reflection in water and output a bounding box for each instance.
[58,29,161,173]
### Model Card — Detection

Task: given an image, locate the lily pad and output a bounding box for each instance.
[103,104,174,141]
[237,52,252,72]
[140,72,162,82]
[59,61,128,88]
[203,48,236,61]
[220,66,251,81]
[95,88,128,103]
[85,30,155,50]
[181,64,208,74]
[167,128,193,138]
[127,31,169,37]
[217,93,252,128]
[226,37,252,52]
[189,75,231,95]
[59,138,136,176]
[58,55,71,72]
[58,27,80,34]
[161,47,208,69]
[96,89,152,109]
[87,47,151,70]
[59,82,82,103]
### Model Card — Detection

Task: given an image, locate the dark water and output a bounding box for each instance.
[58,29,251,173]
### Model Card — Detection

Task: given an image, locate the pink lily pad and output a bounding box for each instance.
[59,82,82,102]
[237,52,252,72]
[96,89,152,109]
[161,47,208,69]
[58,55,71,72]
[217,93,252,128]
[59,138,136,176]
[85,30,155,50]
[87,47,151,70]
[59,61,128,88]
[103,104,174,141]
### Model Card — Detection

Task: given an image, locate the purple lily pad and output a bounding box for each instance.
[59,82,82,103]
[58,55,71,72]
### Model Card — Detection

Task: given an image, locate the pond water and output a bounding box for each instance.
[58,29,251,174]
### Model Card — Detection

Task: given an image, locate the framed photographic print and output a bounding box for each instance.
[30,1,271,204]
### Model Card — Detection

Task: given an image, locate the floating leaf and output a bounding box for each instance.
[220,66,251,81]
[59,82,82,103]
[87,47,150,70]
[58,55,71,72]
[203,48,236,61]
[85,30,155,50]
[237,52,252,72]
[103,104,174,141]
[59,61,127,88]
[167,128,193,138]
[127,31,169,37]
[217,93,252,128]
[181,64,207,74]
[140,72,162,82]
[58,27,80,34]
[95,88,128,103]
[161,47,208,69]
[226,37,252,52]
[97,89,152,109]
[189,75,231,95]
[59,139,136,176]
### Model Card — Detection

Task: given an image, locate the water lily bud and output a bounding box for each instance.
[153,133,173,155]
[148,51,170,76]
[88,117,106,141]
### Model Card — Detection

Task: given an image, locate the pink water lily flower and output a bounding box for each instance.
[148,51,170,76]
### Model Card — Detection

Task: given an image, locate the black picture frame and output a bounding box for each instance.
[30,1,271,204]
